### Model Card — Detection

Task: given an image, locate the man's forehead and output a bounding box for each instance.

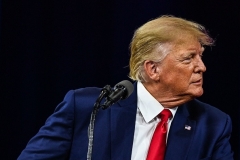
[171,40,203,52]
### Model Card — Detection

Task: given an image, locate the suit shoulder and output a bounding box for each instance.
[186,99,229,120]
[59,87,102,110]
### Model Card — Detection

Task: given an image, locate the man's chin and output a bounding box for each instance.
[192,88,204,97]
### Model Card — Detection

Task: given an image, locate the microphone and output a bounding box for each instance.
[101,80,134,109]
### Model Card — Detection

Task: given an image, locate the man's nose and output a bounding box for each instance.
[194,56,206,73]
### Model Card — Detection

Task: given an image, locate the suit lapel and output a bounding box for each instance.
[165,104,196,160]
[110,82,138,160]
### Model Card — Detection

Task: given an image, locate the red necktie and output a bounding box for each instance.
[146,109,172,160]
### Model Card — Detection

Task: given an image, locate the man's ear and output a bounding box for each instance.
[144,60,160,81]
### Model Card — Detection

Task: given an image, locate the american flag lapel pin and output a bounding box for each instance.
[185,125,191,130]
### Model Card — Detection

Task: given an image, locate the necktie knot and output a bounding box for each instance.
[159,109,172,122]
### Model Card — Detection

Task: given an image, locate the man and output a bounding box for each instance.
[18,15,233,160]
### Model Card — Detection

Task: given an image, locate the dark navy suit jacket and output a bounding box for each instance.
[18,83,233,160]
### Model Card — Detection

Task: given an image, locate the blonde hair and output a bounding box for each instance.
[129,15,214,82]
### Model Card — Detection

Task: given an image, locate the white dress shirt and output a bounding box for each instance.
[131,82,178,160]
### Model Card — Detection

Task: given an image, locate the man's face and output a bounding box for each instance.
[157,39,206,98]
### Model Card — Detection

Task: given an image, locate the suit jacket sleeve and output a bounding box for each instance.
[212,114,233,160]
[17,90,76,160]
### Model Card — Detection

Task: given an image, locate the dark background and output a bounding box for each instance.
[1,1,240,159]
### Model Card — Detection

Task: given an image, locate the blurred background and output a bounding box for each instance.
[1,0,240,159]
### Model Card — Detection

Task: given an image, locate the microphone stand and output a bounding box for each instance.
[87,85,112,160]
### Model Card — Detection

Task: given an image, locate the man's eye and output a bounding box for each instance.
[182,58,191,64]
[184,55,193,60]
[185,57,192,60]
[181,55,194,63]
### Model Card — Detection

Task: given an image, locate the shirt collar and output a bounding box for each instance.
[137,81,178,123]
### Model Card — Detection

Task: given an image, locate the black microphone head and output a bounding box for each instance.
[114,80,134,99]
